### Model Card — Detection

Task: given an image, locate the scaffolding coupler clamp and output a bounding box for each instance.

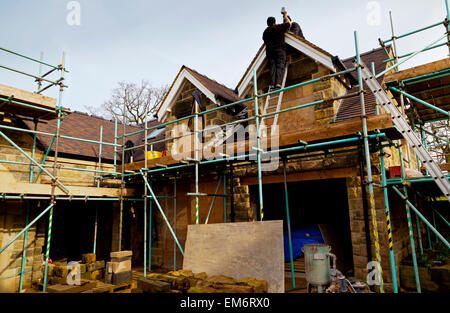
[1,193,5,201]
[68,195,73,202]
[251,146,264,153]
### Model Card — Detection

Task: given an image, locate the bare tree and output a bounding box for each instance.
[86,80,169,125]
[425,120,449,165]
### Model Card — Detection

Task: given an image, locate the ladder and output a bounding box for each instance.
[260,64,289,136]
[359,61,450,202]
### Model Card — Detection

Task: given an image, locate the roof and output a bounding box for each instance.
[335,45,392,123]
[22,111,165,162]
[235,31,336,97]
[157,65,241,121]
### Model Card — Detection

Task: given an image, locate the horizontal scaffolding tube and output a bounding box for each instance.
[0,96,57,114]
[376,33,448,79]
[382,20,444,43]
[383,42,448,63]
[389,87,450,116]
[0,46,62,70]
[0,195,145,201]
[0,159,120,175]
[0,64,60,86]
[0,123,121,147]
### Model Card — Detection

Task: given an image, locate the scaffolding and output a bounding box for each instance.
[0,1,449,294]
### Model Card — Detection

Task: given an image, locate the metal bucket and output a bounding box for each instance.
[302,244,331,286]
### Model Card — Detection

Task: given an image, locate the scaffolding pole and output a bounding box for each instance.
[140,170,184,255]
[18,202,30,292]
[173,177,177,271]
[44,52,66,292]
[355,31,384,293]
[144,110,148,277]
[378,138,398,293]
[253,70,264,221]
[283,159,295,289]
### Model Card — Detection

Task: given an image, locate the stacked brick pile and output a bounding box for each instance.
[137,269,268,293]
[105,250,132,285]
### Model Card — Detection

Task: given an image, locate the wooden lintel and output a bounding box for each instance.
[124,114,393,171]
[385,58,450,83]
[240,167,357,185]
[0,181,138,197]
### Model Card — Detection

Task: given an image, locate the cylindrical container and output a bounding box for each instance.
[302,244,331,286]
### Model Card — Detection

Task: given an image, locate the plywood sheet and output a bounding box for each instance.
[182,221,284,293]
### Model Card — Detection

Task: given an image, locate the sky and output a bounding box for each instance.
[1,0,448,113]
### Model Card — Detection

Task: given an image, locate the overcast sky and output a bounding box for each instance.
[1,0,448,113]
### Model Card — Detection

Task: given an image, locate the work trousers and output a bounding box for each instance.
[267,48,286,87]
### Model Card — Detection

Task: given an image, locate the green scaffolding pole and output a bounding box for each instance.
[29,120,38,183]
[378,139,399,293]
[173,178,177,271]
[253,70,264,221]
[223,171,227,223]
[18,202,30,292]
[140,170,184,256]
[283,159,295,289]
[397,138,421,293]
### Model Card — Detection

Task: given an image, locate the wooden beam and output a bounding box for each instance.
[240,167,357,185]
[385,58,450,83]
[421,163,450,172]
[124,114,393,171]
[0,83,56,108]
[0,181,139,197]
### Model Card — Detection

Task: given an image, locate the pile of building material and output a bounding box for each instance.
[137,269,268,293]
[105,250,133,285]
[43,253,105,286]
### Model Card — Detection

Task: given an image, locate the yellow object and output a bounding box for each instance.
[147,151,162,160]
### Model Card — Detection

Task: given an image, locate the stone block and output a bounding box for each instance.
[110,250,132,259]
[109,260,131,274]
[137,277,171,293]
[87,260,105,272]
[82,253,96,264]
[111,270,132,285]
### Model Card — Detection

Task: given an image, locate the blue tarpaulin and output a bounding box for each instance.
[283,225,324,262]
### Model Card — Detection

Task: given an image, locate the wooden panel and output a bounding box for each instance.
[125,114,393,171]
[0,83,58,120]
[240,167,357,185]
[183,221,284,293]
[384,58,450,82]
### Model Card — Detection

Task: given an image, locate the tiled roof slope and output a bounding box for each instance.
[22,112,165,162]
[335,46,391,123]
[183,66,241,103]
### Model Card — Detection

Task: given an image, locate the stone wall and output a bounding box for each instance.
[247,51,349,135]
[0,202,45,292]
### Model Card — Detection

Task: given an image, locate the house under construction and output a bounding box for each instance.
[0,4,449,294]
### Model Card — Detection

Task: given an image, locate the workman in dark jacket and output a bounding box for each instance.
[262,13,291,89]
